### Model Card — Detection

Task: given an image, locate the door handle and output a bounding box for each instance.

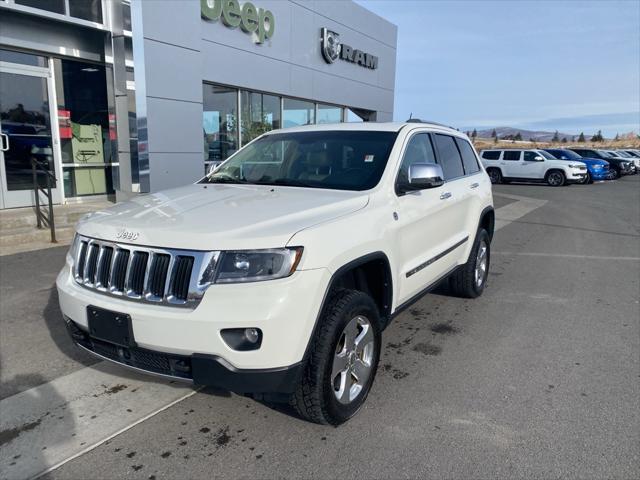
[440,192,452,200]
[0,133,8,152]
[470,182,479,189]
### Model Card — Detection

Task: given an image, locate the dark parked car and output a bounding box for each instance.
[568,148,634,179]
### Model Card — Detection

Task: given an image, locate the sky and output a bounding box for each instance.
[356,0,640,137]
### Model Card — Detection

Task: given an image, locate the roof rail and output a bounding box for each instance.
[405,118,456,130]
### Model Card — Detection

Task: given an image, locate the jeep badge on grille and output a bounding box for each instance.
[116,229,139,241]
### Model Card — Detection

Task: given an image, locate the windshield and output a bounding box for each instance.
[597,150,614,158]
[616,151,631,158]
[201,130,399,191]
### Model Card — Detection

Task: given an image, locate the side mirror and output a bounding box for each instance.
[400,163,445,193]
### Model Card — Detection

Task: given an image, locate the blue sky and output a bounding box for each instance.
[356,0,640,137]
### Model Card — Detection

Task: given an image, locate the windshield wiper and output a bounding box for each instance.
[202,176,248,185]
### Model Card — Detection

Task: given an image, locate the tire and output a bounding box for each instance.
[487,168,502,184]
[546,170,565,187]
[449,229,491,299]
[585,172,593,184]
[290,289,382,425]
[609,169,619,180]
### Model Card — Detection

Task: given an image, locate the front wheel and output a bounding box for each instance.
[585,172,593,184]
[290,289,381,425]
[546,170,566,187]
[449,229,491,298]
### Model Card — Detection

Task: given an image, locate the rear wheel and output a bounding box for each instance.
[290,289,381,425]
[546,170,565,187]
[449,229,490,298]
[487,168,502,184]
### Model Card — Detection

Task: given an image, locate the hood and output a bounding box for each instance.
[76,184,369,250]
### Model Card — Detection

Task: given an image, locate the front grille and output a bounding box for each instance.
[67,319,193,380]
[72,235,218,308]
[577,165,587,171]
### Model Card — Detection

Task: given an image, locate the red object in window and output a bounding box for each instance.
[58,109,72,139]
[109,113,117,140]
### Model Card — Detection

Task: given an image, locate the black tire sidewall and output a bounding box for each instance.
[320,293,382,425]
[488,169,501,184]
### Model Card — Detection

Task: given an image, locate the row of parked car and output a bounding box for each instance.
[479,147,640,186]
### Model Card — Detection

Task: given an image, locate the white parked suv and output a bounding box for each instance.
[57,121,494,425]
[480,148,587,186]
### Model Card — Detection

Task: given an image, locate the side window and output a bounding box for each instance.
[481,151,500,160]
[455,138,480,174]
[397,133,437,187]
[433,134,465,180]
[503,151,521,161]
[523,151,539,162]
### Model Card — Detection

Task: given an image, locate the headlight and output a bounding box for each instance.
[66,233,79,266]
[200,247,303,284]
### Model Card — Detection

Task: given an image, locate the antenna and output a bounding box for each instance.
[409,113,413,120]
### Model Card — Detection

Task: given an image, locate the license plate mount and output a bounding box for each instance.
[87,306,135,347]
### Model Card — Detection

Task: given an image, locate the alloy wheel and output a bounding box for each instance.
[331,315,375,405]
[475,240,488,288]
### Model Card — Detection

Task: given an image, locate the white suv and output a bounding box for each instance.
[480,148,587,186]
[57,122,494,425]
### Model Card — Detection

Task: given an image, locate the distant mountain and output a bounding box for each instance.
[472,127,579,142]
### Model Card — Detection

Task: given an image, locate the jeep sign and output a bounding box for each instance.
[201,0,275,44]
[320,28,378,70]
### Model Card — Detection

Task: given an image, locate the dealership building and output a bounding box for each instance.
[0,0,397,210]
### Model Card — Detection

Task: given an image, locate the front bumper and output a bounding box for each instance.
[57,262,330,373]
[589,168,608,180]
[566,171,587,183]
[64,318,302,393]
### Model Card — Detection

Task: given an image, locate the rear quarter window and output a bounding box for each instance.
[503,151,521,161]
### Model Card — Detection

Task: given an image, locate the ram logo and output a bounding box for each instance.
[321,28,341,64]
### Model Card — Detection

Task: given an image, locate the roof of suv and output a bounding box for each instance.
[267,122,462,135]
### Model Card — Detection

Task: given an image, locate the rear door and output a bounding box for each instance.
[500,150,522,177]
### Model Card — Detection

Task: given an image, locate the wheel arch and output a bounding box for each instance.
[301,252,393,362]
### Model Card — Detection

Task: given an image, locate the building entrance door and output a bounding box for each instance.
[0,58,62,209]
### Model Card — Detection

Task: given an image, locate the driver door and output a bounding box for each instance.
[521,150,546,178]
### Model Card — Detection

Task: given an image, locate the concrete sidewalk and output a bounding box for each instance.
[0,201,113,256]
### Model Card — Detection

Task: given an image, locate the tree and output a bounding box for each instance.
[491,129,497,139]
[551,130,560,143]
[591,130,604,142]
[471,128,477,139]
[578,132,586,142]
[514,133,522,141]
[614,133,619,141]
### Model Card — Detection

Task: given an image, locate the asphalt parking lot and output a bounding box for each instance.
[1,176,638,480]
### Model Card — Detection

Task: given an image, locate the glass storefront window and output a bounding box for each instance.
[240,91,280,144]
[15,0,65,14]
[203,84,238,166]
[0,49,48,68]
[69,0,103,23]
[53,59,115,197]
[317,103,343,124]
[283,98,315,128]
[123,0,132,31]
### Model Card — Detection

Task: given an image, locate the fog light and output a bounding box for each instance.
[244,328,260,344]
[221,328,263,351]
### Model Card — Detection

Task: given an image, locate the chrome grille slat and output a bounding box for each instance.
[72,235,214,309]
